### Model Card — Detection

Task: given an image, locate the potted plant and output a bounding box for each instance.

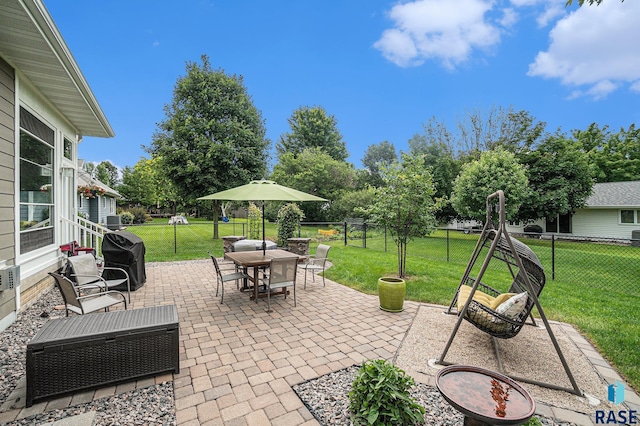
[378,277,406,312]
[349,359,425,425]
[359,154,438,312]
[77,184,105,199]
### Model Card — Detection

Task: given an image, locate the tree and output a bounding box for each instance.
[408,127,460,224]
[517,134,593,222]
[95,161,119,188]
[149,55,269,237]
[328,188,376,222]
[118,157,179,209]
[361,141,397,188]
[575,123,640,183]
[455,106,546,159]
[451,149,528,222]
[360,154,437,278]
[270,147,356,222]
[277,106,348,162]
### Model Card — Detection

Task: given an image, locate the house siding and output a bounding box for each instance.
[572,208,640,240]
[0,55,16,325]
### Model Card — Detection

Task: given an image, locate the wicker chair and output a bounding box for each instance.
[436,190,582,396]
[449,232,545,339]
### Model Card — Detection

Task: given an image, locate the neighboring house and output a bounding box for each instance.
[77,167,120,225]
[0,1,113,331]
[507,181,640,240]
[570,181,640,240]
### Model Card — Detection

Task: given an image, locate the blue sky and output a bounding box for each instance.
[46,0,640,171]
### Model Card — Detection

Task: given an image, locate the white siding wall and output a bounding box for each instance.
[572,208,640,239]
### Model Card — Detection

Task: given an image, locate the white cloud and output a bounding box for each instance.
[373,0,501,69]
[527,1,640,98]
[631,81,640,93]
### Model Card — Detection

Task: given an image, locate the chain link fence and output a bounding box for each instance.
[357,224,639,295]
[121,220,638,295]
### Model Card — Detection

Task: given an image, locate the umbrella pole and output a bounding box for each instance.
[262,203,266,255]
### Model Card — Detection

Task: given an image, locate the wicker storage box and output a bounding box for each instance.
[26,305,179,407]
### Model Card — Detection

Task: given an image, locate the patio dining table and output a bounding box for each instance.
[224,249,301,302]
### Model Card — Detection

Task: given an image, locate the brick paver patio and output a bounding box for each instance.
[134,259,418,425]
[2,258,636,425]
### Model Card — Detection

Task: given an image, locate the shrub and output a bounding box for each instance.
[128,207,151,224]
[247,202,262,239]
[349,359,425,425]
[120,211,134,225]
[276,203,304,247]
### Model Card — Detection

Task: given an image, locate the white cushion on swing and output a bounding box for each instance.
[495,292,528,319]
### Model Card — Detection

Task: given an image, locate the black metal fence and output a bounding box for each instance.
[121,220,639,295]
[333,223,639,295]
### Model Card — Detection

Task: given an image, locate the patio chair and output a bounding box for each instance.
[299,244,330,289]
[49,272,127,316]
[260,257,298,312]
[66,253,131,303]
[208,252,250,304]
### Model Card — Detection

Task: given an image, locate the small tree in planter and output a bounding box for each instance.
[360,154,437,278]
[276,203,304,247]
[349,359,425,425]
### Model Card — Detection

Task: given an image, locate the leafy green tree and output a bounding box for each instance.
[149,55,269,237]
[451,148,528,222]
[360,154,437,278]
[361,141,397,188]
[82,161,96,178]
[516,134,593,222]
[270,147,356,222]
[575,123,640,183]
[408,127,460,224]
[455,106,546,159]
[95,161,119,188]
[277,106,348,162]
[328,188,376,222]
[118,161,157,207]
[118,157,179,210]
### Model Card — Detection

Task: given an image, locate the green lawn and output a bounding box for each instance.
[125,222,639,392]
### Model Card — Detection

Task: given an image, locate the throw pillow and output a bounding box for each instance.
[495,292,528,320]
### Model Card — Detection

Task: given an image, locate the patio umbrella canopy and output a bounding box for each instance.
[198,180,327,253]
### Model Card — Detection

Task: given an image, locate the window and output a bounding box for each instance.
[63,137,73,160]
[620,210,637,224]
[19,107,54,253]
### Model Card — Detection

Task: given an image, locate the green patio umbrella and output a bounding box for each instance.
[198,180,327,254]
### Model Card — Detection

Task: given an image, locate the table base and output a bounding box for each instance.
[464,416,493,426]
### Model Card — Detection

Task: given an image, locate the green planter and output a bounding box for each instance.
[378,277,406,312]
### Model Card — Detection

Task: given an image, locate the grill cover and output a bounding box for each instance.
[102,231,146,290]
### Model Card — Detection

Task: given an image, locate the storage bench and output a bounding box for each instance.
[26,305,179,407]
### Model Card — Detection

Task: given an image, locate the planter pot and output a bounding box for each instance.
[378,277,406,312]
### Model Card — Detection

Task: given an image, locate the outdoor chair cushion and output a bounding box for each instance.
[495,292,529,320]
[457,285,515,312]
